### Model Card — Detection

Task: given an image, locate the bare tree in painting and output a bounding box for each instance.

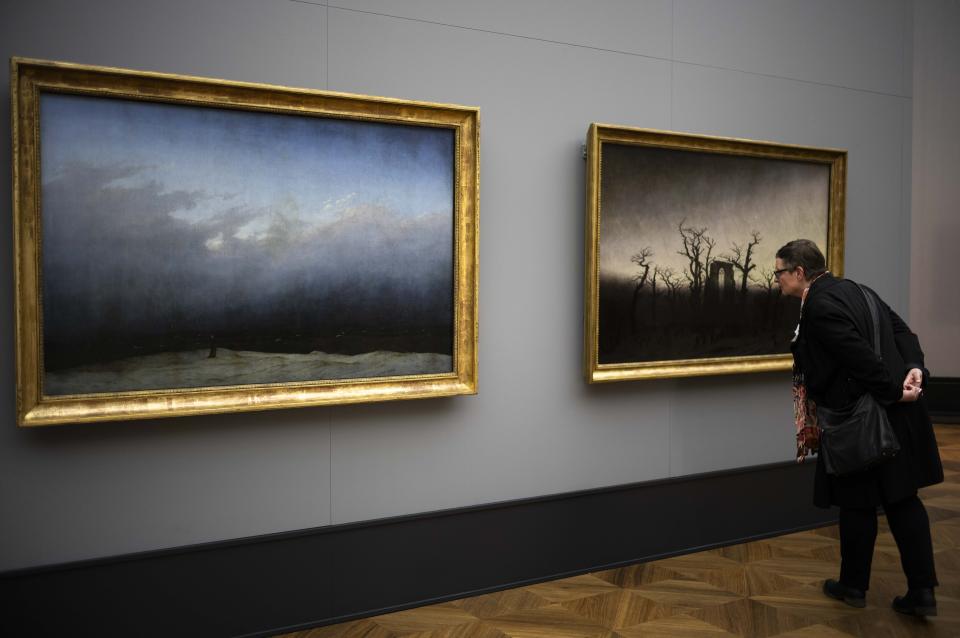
[676,218,716,306]
[631,247,654,333]
[650,265,664,321]
[752,266,783,346]
[661,267,682,302]
[753,266,778,297]
[725,230,762,303]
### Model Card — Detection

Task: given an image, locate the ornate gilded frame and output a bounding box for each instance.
[12,58,479,426]
[584,124,846,383]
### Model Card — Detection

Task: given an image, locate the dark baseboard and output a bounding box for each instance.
[928,377,960,422]
[0,460,835,638]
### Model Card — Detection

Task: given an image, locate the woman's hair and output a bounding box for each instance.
[776,239,827,278]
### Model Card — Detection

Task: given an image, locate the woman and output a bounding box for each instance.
[777,239,943,616]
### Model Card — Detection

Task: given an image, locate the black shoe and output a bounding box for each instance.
[823,579,866,608]
[893,588,937,617]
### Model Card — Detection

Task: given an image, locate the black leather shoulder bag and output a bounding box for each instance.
[816,284,900,476]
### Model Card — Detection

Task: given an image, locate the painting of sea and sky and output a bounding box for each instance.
[40,92,455,396]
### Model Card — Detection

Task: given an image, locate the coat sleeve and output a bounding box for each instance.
[885,303,929,385]
[804,297,903,404]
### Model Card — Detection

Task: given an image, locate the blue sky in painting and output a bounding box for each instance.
[40,92,454,238]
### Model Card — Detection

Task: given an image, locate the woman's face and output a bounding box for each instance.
[774,258,807,298]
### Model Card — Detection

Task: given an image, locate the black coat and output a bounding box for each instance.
[791,274,943,509]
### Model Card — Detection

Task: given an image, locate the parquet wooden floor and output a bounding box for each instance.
[282,425,960,638]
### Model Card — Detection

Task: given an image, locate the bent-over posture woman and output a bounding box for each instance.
[777,239,943,616]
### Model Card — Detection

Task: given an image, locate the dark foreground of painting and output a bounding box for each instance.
[598,276,800,364]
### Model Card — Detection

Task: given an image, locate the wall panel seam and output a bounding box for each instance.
[670,0,675,130]
[900,97,911,316]
[325,3,329,90]
[672,60,911,99]
[326,4,672,63]
[326,5,911,99]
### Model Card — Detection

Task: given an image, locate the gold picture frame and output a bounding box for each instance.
[12,58,479,426]
[584,124,845,383]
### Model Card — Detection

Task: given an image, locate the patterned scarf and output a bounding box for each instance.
[791,272,829,462]
[793,369,820,461]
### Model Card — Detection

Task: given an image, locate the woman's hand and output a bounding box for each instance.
[904,367,924,389]
[899,384,922,403]
[899,368,924,402]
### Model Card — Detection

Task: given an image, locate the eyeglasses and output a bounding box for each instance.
[773,267,795,279]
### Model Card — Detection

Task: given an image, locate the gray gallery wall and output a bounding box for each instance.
[910,0,960,377]
[0,0,923,571]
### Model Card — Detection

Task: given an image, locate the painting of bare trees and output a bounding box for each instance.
[585,126,846,382]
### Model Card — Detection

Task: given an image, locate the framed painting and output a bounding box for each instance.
[12,58,478,426]
[584,125,845,382]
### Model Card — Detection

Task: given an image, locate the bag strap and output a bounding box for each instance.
[856,284,881,357]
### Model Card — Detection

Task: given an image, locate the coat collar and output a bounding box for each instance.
[808,271,838,294]
[799,271,836,315]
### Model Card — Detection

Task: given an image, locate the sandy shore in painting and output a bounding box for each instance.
[44,349,453,395]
